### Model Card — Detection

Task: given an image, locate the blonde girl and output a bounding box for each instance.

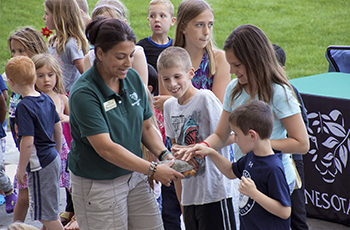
[154,0,231,112]
[43,0,89,93]
[32,53,74,228]
[83,0,149,85]
[7,26,48,224]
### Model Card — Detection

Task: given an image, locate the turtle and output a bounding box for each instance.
[159,159,196,177]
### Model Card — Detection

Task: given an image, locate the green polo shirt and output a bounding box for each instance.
[68,65,152,180]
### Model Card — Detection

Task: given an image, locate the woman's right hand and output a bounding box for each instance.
[154,159,184,187]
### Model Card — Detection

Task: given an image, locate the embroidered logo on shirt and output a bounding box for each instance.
[248,161,253,168]
[130,92,141,106]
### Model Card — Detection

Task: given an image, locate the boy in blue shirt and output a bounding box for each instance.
[5,56,63,229]
[137,0,176,73]
[185,100,291,230]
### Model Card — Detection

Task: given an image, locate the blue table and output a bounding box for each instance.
[290,72,350,226]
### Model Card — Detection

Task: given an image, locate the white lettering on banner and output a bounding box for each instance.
[305,189,350,215]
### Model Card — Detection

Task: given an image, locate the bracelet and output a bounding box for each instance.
[199,141,210,147]
[148,161,158,179]
[161,151,171,161]
[158,149,168,161]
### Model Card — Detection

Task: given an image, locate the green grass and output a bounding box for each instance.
[0,0,349,80]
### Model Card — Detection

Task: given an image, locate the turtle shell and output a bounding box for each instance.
[159,159,193,173]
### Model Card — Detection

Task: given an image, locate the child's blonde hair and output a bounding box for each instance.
[5,56,36,86]
[8,27,48,57]
[174,0,216,78]
[92,0,128,21]
[149,0,174,17]
[157,47,192,73]
[32,53,66,95]
[45,0,89,55]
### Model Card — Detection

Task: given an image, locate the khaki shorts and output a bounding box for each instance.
[71,172,163,230]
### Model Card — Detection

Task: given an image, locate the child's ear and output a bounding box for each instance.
[249,129,258,142]
[171,17,176,26]
[8,79,14,87]
[188,67,195,80]
[147,85,153,93]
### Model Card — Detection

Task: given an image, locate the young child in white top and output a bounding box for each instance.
[159,47,235,230]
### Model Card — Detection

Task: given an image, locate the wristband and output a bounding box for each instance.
[199,141,210,147]
[158,149,168,161]
[161,151,171,161]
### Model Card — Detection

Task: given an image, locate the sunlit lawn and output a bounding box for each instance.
[0,0,348,80]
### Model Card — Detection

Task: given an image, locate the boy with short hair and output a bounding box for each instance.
[137,0,176,72]
[5,56,63,230]
[189,100,291,230]
[159,47,236,230]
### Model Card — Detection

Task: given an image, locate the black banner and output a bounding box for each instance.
[301,93,350,226]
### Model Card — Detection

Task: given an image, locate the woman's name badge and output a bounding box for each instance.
[104,99,117,112]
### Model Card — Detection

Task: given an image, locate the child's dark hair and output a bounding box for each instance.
[228,100,274,140]
[86,16,136,64]
[148,64,158,95]
[272,44,286,67]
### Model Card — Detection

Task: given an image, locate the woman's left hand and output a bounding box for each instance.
[154,159,184,187]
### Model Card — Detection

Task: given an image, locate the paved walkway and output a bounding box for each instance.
[0,132,349,229]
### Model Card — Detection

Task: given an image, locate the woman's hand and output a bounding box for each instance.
[154,159,184,187]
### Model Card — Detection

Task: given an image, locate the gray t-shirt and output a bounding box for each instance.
[49,38,84,92]
[164,89,233,205]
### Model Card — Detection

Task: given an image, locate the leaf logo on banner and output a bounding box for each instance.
[307,109,349,183]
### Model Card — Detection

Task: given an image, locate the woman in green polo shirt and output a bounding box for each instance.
[68,17,184,230]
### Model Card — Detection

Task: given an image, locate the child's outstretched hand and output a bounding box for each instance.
[238,176,257,198]
[153,95,172,112]
[181,143,211,161]
[16,168,27,186]
[59,113,69,123]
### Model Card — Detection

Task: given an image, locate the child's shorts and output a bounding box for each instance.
[28,154,60,221]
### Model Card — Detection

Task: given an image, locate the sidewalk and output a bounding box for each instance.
[0,131,349,229]
[0,132,65,229]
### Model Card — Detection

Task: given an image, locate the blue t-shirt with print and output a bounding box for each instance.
[232,150,291,230]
